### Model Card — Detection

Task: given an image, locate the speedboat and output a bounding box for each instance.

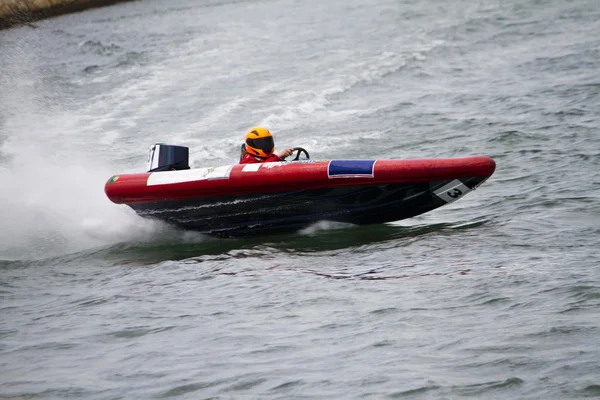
[104,144,496,236]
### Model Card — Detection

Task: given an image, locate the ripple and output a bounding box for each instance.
[581,385,600,396]
[369,307,398,315]
[269,379,304,391]
[157,381,224,398]
[83,65,100,73]
[454,377,524,396]
[389,384,441,397]
[78,40,123,56]
[224,377,268,392]
[105,326,176,339]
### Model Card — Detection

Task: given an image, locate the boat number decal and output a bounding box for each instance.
[147,165,233,186]
[433,180,471,203]
[328,160,375,179]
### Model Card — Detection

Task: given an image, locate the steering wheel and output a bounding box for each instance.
[291,147,310,161]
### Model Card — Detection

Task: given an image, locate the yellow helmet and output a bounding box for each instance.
[244,127,274,158]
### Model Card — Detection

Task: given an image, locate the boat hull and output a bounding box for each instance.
[105,157,495,236]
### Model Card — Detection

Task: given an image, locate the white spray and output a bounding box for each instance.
[0,30,161,260]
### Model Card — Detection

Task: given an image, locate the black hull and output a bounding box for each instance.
[129,176,489,237]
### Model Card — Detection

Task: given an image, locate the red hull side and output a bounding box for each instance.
[105,156,495,205]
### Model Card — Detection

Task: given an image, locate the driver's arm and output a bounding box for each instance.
[278,148,294,159]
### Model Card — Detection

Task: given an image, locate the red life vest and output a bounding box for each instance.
[240,153,282,164]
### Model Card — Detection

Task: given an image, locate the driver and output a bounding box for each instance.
[239,127,294,164]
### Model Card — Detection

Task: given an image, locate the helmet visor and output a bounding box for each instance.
[246,136,274,153]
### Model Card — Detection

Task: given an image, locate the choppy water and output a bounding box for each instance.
[1,0,600,398]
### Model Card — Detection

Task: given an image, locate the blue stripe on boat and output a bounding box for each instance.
[328,160,375,178]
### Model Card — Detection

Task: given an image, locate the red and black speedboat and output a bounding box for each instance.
[105,145,496,236]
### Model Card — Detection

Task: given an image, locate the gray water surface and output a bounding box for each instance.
[1,0,600,398]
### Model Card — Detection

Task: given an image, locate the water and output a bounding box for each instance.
[1,0,600,398]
